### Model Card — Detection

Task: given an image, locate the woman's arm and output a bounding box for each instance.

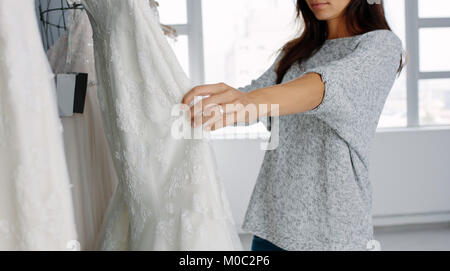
[248,73,325,116]
[181,73,325,130]
[182,30,403,132]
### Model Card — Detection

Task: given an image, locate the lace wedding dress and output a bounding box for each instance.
[47,9,118,251]
[81,0,242,250]
[0,0,77,250]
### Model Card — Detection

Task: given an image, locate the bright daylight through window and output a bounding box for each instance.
[158,0,450,132]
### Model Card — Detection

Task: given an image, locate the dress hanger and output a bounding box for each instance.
[38,0,178,51]
[38,0,84,50]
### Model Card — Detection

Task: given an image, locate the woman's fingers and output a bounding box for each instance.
[182,83,255,130]
[181,83,230,106]
[208,111,239,131]
[190,90,236,125]
[193,102,237,129]
[204,101,252,131]
[199,106,224,129]
[199,89,236,113]
[192,104,222,128]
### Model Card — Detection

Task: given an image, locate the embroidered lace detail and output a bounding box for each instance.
[0,0,77,250]
[82,0,242,251]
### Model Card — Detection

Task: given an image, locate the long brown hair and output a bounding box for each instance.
[276,0,403,84]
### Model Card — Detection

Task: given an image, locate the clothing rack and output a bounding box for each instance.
[37,0,84,51]
[37,0,176,50]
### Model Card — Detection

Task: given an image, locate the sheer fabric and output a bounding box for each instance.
[47,10,119,251]
[81,0,242,250]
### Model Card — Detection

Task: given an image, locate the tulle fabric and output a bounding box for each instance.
[81,0,242,250]
[46,10,119,251]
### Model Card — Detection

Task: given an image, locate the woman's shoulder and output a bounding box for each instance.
[358,29,402,49]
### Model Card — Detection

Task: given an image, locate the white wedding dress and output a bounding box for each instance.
[0,0,77,250]
[82,0,242,250]
[47,9,119,251]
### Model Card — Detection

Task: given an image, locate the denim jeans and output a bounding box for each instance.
[251,236,285,251]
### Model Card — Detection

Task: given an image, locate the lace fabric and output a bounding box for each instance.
[81,0,242,250]
[0,0,77,250]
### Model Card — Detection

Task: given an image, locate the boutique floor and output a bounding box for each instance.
[239,222,450,251]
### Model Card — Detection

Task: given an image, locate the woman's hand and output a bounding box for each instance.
[180,73,326,131]
[181,83,260,131]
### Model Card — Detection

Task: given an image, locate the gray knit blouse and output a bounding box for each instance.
[239,30,403,251]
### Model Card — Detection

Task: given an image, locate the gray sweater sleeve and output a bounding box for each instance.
[302,30,403,155]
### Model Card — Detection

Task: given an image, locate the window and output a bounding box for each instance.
[419,79,450,125]
[201,0,296,137]
[380,0,407,128]
[158,0,204,85]
[407,0,450,126]
[159,0,450,130]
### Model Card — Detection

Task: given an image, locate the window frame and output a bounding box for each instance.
[405,0,450,127]
[166,0,205,85]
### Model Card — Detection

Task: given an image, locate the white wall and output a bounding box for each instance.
[371,128,450,226]
[212,128,450,231]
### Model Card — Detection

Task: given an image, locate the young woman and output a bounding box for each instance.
[182,0,404,251]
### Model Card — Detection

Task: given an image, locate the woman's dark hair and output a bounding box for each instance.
[276,0,403,84]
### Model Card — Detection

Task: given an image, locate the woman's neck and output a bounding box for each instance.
[326,15,351,40]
